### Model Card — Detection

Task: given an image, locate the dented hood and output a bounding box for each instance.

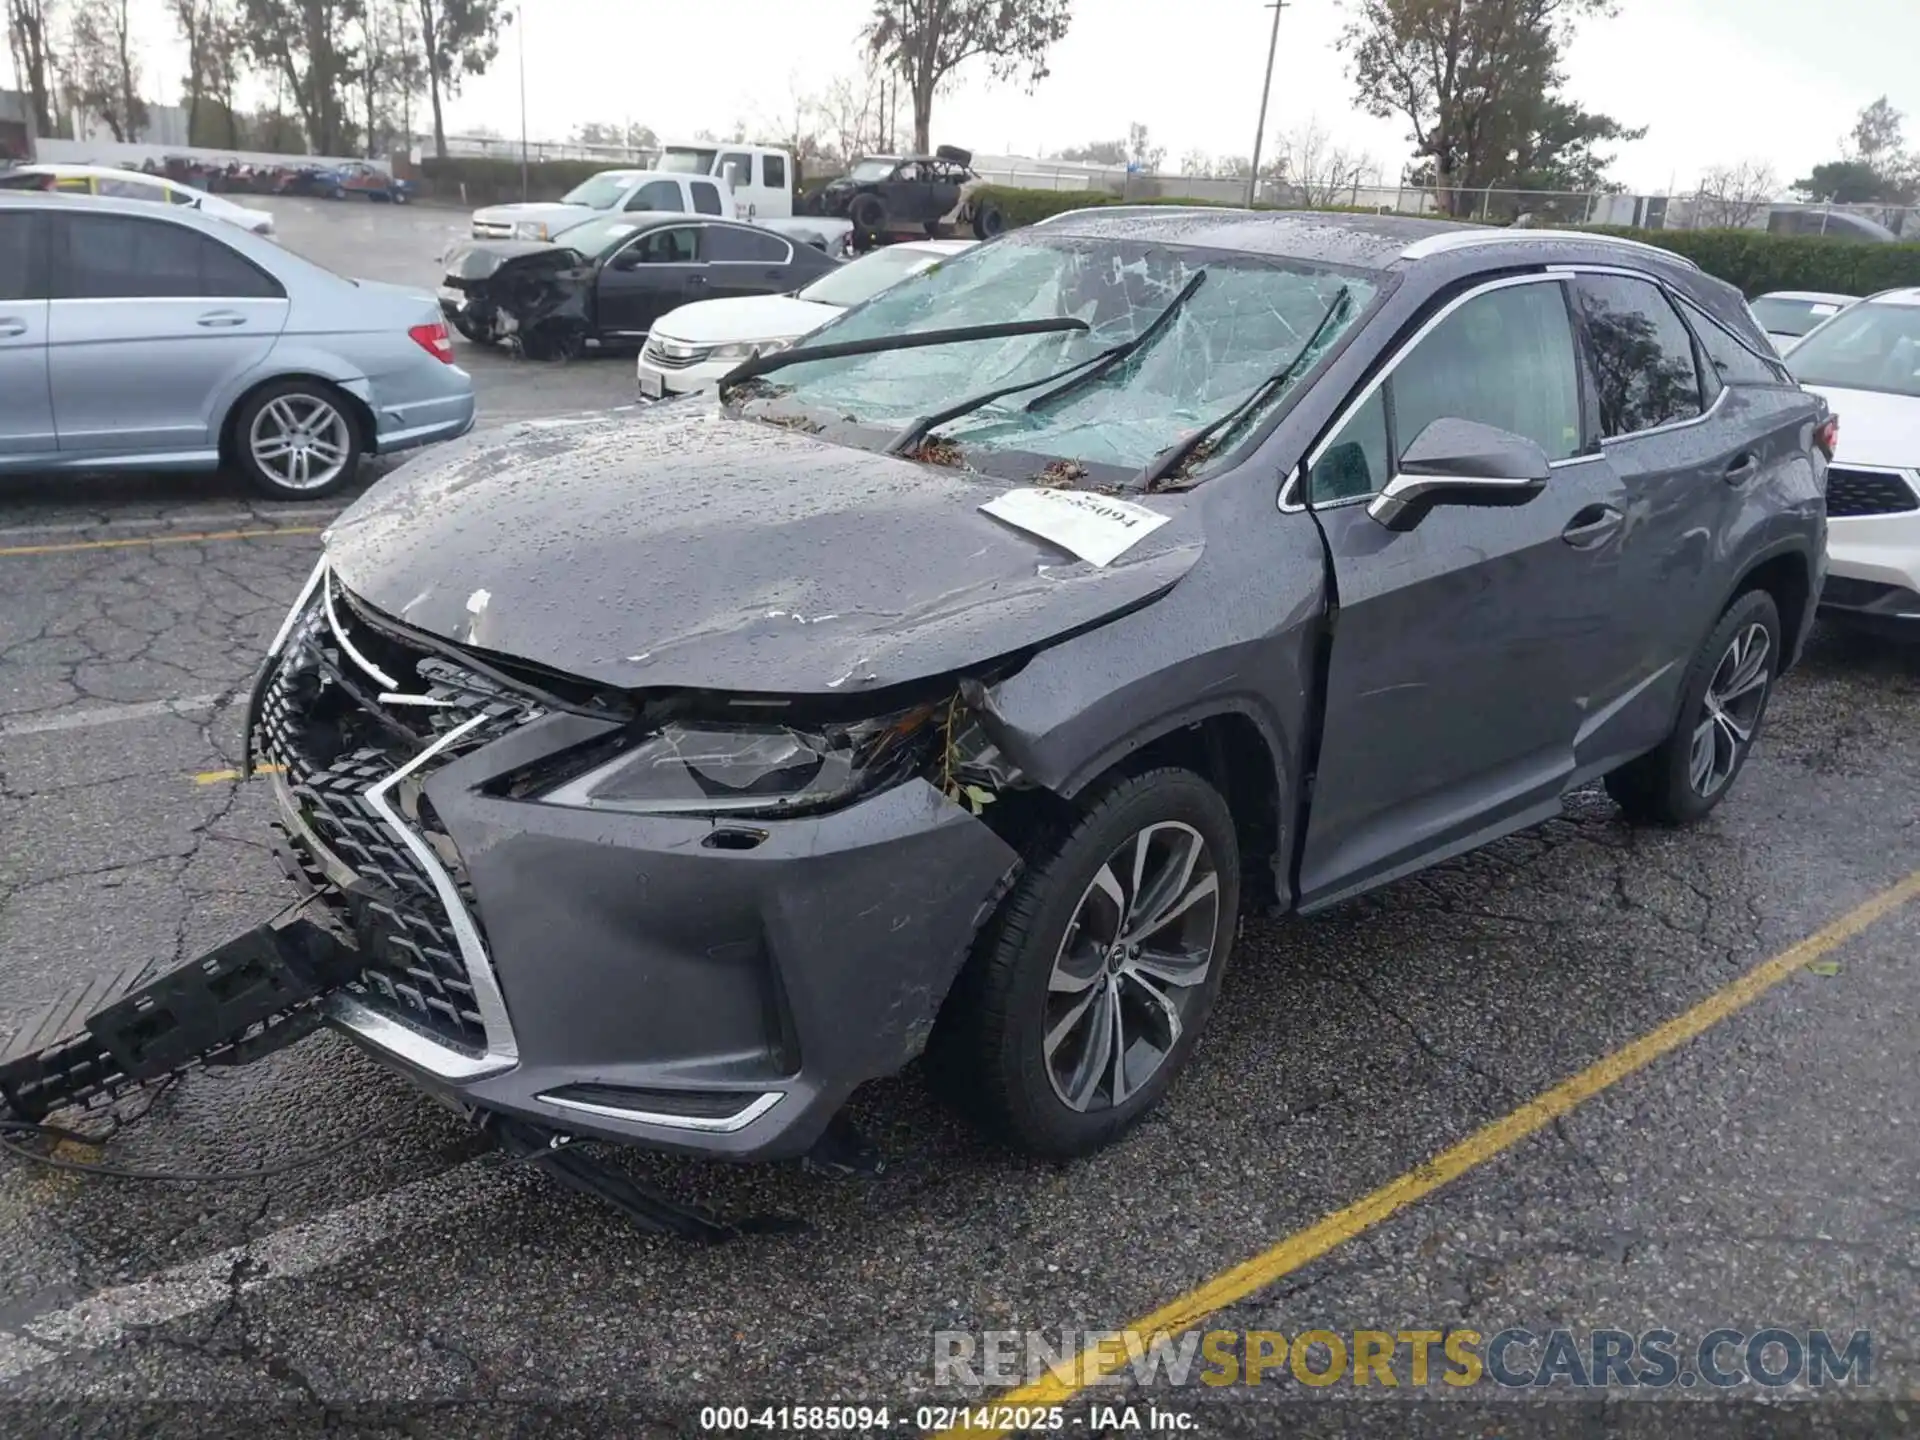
[323,405,1203,696]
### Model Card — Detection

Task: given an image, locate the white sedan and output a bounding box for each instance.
[1788,287,1920,635]
[0,163,275,236]
[637,239,975,399]
[1750,290,1858,355]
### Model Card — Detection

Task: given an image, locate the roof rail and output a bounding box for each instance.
[1397,228,1700,270]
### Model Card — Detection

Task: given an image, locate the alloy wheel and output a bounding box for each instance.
[1689,622,1772,797]
[1043,821,1223,1113]
[249,395,353,493]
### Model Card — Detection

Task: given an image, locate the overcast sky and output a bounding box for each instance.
[61,0,1920,193]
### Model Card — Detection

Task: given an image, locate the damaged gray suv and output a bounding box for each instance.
[253,211,1827,1160]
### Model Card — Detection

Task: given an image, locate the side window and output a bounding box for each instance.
[690,181,725,216]
[54,175,93,193]
[626,180,684,212]
[705,226,790,264]
[1308,388,1390,503]
[718,152,753,190]
[55,214,282,300]
[1679,299,1792,386]
[166,185,197,206]
[0,212,44,302]
[98,175,164,202]
[763,155,787,192]
[1571,275,1705,437]
[633,226,700,263]
[1392,280,1584,464]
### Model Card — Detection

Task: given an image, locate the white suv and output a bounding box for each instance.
[1789,288,1920,634]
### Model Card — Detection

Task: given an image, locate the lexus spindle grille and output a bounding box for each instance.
[257,575,542,1053]
[1826,467,1920,519]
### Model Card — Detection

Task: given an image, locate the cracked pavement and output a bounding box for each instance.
[2,200,1919,1437]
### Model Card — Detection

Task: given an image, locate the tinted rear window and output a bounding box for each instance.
[56,213,283,300]
[0,211,43,300]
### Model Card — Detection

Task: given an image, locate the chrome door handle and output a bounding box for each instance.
[196,311,247,328]
[0,319,27,338]
[1562,504,1624,549]
[1724,453,1760,486]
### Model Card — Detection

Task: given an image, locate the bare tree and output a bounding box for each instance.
[1274,117,1377,206]
[63,0,144,140]
[1177,148,1214,179]
[1126,121,1164,174]
[7,0,60,135]
[815,61,902,171]
[1692,159,1778,229]
[352,0,421,155]
[865,0,1072,153]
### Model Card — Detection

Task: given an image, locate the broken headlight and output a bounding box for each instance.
[536,703,939,818]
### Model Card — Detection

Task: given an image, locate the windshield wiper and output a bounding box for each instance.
[1022,270,1209,414]
[717,317,1091,393]
[1134,284,1353,491]
[886,272,1211,458]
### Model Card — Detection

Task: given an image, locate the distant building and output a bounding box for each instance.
[0,90,32,161]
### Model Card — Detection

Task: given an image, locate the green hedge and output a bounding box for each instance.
[1582,226,1920,298]
[970,184,1388,229]
[413,155,613,207]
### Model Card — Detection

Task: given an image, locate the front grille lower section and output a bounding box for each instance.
[1826,467,1920,518]
[642,337,711,370]
[257,574,543,1055]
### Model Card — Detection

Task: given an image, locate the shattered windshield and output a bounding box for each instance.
[746,234,1377,479]
[560,174,641,210]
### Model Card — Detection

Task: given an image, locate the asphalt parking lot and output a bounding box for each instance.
[1,198,1918,1437]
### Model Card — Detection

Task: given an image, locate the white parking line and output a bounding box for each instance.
[0,1157,514,1383]
[0,695,230,738]
[0,509,341,542]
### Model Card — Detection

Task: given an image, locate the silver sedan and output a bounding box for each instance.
[0,190,474,499]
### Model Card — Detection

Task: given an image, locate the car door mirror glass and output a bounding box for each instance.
[1368,418,1550,532]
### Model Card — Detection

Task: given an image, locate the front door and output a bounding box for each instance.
[596,223,706,338]
[47,212,287,454]
[0,208,54,457]
[1296,274,1637,908]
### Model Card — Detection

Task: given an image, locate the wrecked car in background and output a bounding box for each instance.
[229,212,1824,1165]
[804,146,1006,249]
[437,212,841,358]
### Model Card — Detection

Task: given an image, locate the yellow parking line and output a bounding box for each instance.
[194,764,284,785]
[940,865,1920,1435]
[0,526,324,558]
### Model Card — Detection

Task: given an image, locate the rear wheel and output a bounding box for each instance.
[972,200,1007,239]
[231,380,363,501]
[933,768,1240,1157]
[1606,589,1780,825]
[848,193,887,245]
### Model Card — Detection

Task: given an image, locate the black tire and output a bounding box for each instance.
[931,767,1241,1157]
[1606,589,1781,826]
[848,193,887,240]
[451,314,495,345]
[972,200,1006,240]
[229,379,365,501]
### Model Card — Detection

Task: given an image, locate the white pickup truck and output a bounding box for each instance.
[471,143,853,253]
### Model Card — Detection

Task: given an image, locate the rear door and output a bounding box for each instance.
[1562,270,1761,756]
[701,224,797,300]
[594,223,705,336]
[48,212,288,454]
[0,207,54,457]
[1296,274,1636,908]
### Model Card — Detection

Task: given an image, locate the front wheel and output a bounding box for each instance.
[932,768,1240,1157]
[1606,589,1781,825]
[231,380,364,500]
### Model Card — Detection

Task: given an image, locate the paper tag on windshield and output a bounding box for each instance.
[980,488,1171,567]
[1810,303,1841,316]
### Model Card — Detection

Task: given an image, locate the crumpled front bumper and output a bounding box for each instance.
[284,714,1020,1160]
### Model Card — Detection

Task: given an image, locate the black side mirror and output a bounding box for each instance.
[1367,417,1551,532]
